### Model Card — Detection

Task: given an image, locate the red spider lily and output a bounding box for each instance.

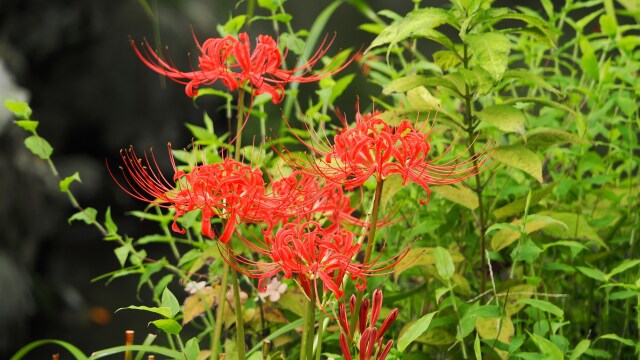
[131,32,353,103]
[339,289,398,360]
[229,220,406,303]
[293,104,491,198]
[109,146,273,243]
[266,170,364,230]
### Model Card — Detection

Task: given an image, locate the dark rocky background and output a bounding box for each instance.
[0,0,553,358]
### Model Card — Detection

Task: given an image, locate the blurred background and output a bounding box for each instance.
[0,0,415,357]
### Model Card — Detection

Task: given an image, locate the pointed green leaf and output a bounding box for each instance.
[605,259,640,281]
[503,69,562,97]
[150,319,182,335]
[68,207,98,225]
[14,120,39,132]
[598,334,636,347]
[114,246,130,267]
[465,32,510,81]
[383,75,459,95]
[117,305,172,319]
[492,145,543,183]
[530,332,564,360]
[433,50,462,71]
[576,266,607,282]
[24,135,53,160]
[518,299,564,318]
[59,172,81,193]
[397,311,438,351]
[184,337,200,360]
[476,105,526,134]
[434,246,455,279]
[539,211,607,249]
[9,339,88,360]
[524,128,589,151]
[569,339,591,360]
[432,185,479,210]
[4,99,32,119]
[162,288,181,318]
[493,182,557,219]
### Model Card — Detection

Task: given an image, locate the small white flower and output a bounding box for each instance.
[258,277,288,302]
[184,281,207,295]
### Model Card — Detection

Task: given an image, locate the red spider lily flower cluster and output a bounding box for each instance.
[110,146,272,244]
[233,220,365,300]
[297,105,490,198]
[339,289,398,360]
[131,32,352,103]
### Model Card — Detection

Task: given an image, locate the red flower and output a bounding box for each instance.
[297,104,491,198]
[234,221,364,300]
[339,289,398,360]
[109,146,271,243]
[131,32,353,103]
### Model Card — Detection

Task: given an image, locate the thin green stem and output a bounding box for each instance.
[304,290,316,360]
[211,262,229,357]
[231,268,246,358]
[348,179,384,338]
[234,88,246,158]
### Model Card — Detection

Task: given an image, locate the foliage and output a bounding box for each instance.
[4,0,640,359]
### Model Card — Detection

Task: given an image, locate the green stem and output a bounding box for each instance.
[304,290,316,360]
[231,267,246,358]
[211,262,229,357]
[462,42,487,294]
[348,179,384,338]
[234,89,246,158]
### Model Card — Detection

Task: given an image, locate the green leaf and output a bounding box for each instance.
[3,99,32,119]
[492,217,562,251]
[492,145,543,183]
[431,185,479,210]
[24,135,53,160]
[524,128,589,151]
[394,247,464,277]
[511,239,543,263]
[366,7,452,60]
[433,50,462,71]
[114,246,130,267]
[474,334,482,360]
[476,105,526,134]
[257,0,279,11]
[465,32,510,81]
[529,332,564,360]
[576,266,607,282]
[10,339,88,360]
[68,207,98,225]
[434,247,455,279]
[493,182,557,219]
[89,345,182,360]
[383,75,459,95]
[490,12,556,47]
[59,172,82,193]
[117,305,172,319]
[222,15,246,36]
[598,14,617,37]
[162,288,181,318]
[605,259,640,281]
[14,120,39,132]
[150,319,182,335]
[539,211,607,249]
[407,86,441,111]
[518,299,564,318]
[380,174,404,211]
[569,339,591,360]
[503,69,562,97]
[104,207,118,236]
[184,337,200,360]
[598,334,636,347]
[397,311,438,352]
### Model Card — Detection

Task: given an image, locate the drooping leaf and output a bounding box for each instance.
[116,306,172,319]
[68,207,98,225]
[465,32,510,81]
[14,120,39,132]
[529,332,564,360]
[59,172,82,193]
[431,185,479,210]
[366,7,453,60]
[9,339,88,360]
[492,145,543,183]
[397,311,438,352]
[476,105,526,134]
[150,319,182,335]
[383,75,459,95]
[502,69,562,97]
[114,246,130,268]
[518,299,564,318]
[575,266,607,282]
[161,288,180,318]
[539,211,607,249]
[524,128,589,151]
[183,337,200,360]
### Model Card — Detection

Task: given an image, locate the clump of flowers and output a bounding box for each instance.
[294,104,491,198]
[131,32,353,102]
[338,289,398,360]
